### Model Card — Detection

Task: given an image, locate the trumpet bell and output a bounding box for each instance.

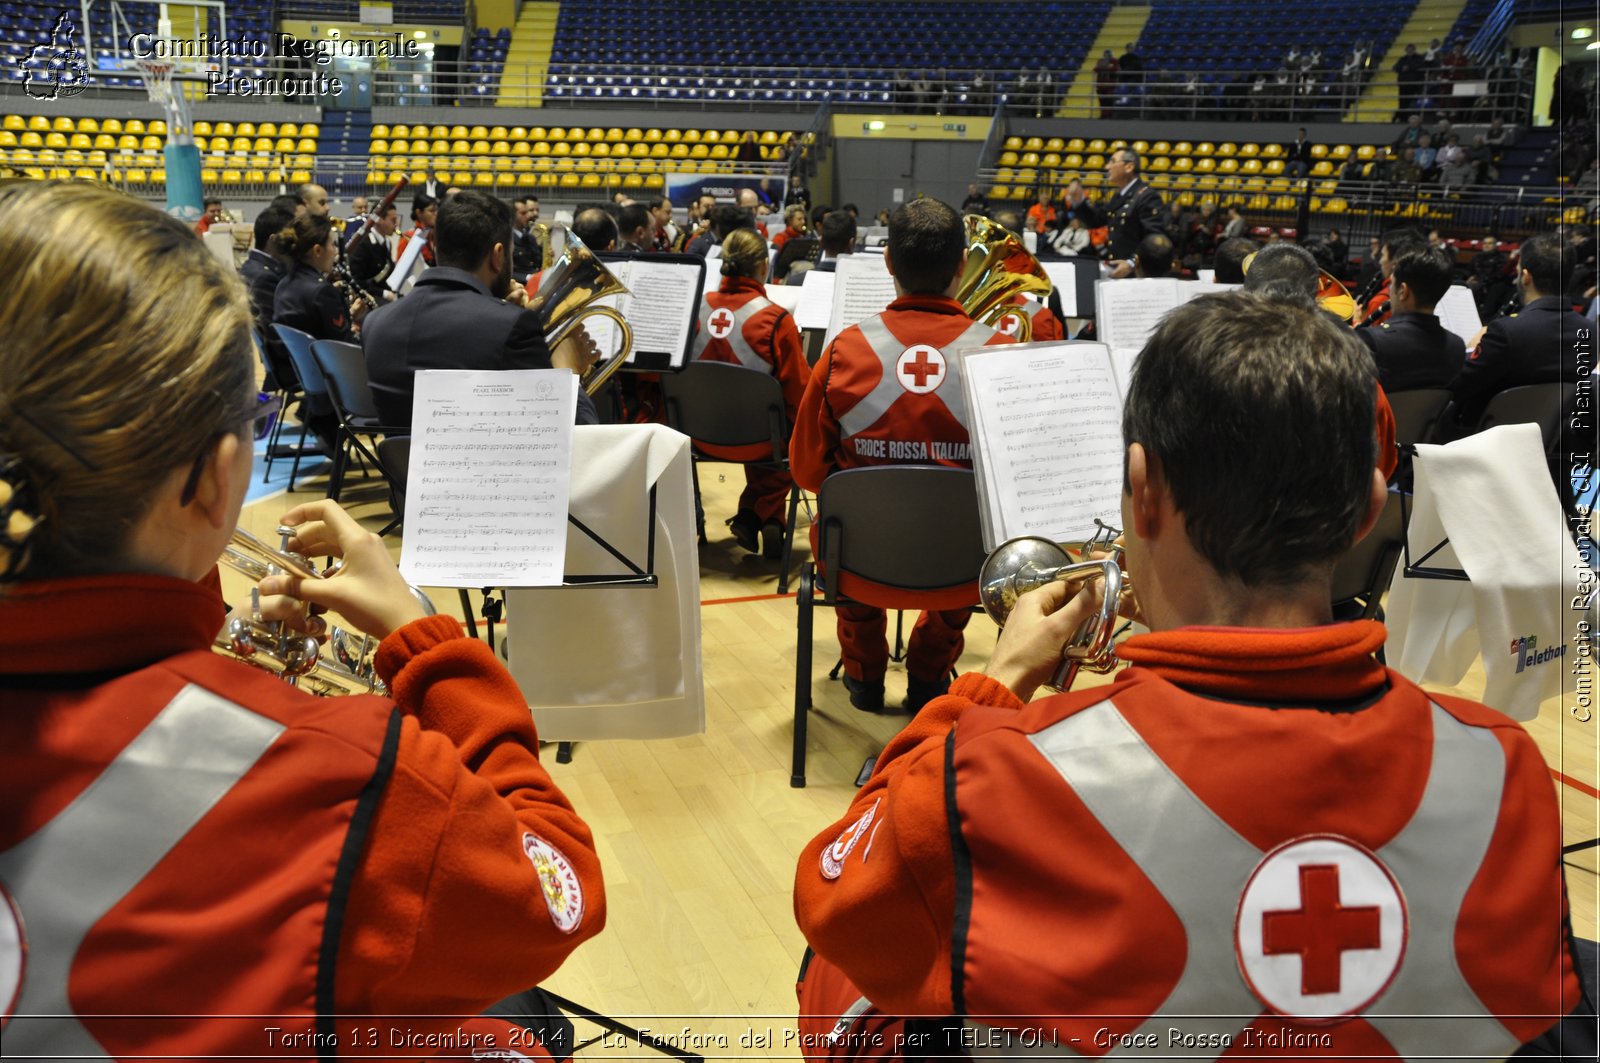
[979,535,1125,691]
[528,230,635,396]
[956,214,1053,339]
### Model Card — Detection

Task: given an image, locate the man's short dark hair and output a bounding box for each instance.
[1380,226,1427,260]
[1124,292,1377,586]
[1214,237,1258,284]
[710,204,755,238]
[253,203,295,251]
[1135,233,1176,277]
[1390,246,1453,308]
[1243,242,1320,305]
[1518,231,1570,295]
[571,207,618,251]
[434,190,512,271]
[618,203,652,240]
[887,198,965,294]
[269,193,300,216]
[818,210,857,254]
[204,196,222,208]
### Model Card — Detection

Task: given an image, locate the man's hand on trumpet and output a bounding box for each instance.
[253,499,427,641]
[551,324,603,377]
[983,577,1108,702]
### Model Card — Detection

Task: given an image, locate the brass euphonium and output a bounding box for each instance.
[526,230,635,397]
[955,213,1054,341]
[218,526,437,697]
[978,523,1127,692]
[533,220,553,270]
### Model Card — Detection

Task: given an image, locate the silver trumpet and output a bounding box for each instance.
[978,521,1127,693]
[218,526,435,697]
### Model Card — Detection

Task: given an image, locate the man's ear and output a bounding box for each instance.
[1348,467,1388,546]
[491,241,506,272]
[1125,442,1164,540]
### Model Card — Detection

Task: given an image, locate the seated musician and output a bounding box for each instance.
[693,227,809,557]
[0,180,605,1059]
[794,290,1589,1060]
[273,212,362,344]
[790,198,1014,715]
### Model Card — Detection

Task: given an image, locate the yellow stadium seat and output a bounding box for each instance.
[1171,156,1193,173]
[1331,144,1351,160]
[227,137,247,152]
[68,133,90,149]
[585,127,604,141]
[1084,154,1104,169]
[1087,138,1107,153]
[670,143,690,159]
[1020,152,1040,167]
[473,172,496,187]
[1042,153,1061,168]
[299,124,318,138]
[1171,141,1192,156]
[2,115,23,131]
[649,143,669,159]
[689,143,709,159]
[293,138,313,152]
[44,133,67,149]
[209,122,231,137]
[492,141,510,156]
[710,144,730,160]
[1194,158,1216,174]
[604,127,623,142]
[51,116,73,132]
[252,137,272,151]
[371,124,390,139]
[236,122,256,137]
[532,141,551,156]
[1243,177,1266,192]
[1063,138,1084,153]
[558,172,580,189]
[19,132,42,148]
[1216,142,1236,157]
[641,128,661,143]
[489,126,508,140]
[469,140,489,155]
[1193,141,1213,156]
[124,168,147,183]
[644,173,665,189]
[27,116,49,131]
[448,125,467,139]
[1240,158,1262,174]
[571,141,592,157]
[509,126,528,140]
[1356,144,1376,160]
[679,129,700,144]
[1310,160,1333,177]
[0,131,14,148]
[469,125,488,139]
[661,128,681,143]
[1021,136,1043,152]
[1148,156,1170,172]
[1239,142,1259,157]
[426,124,446,139]
[221,168,242,183]
[552,141,571,157]
[370,140,390,155]
[1131,140,1149,153]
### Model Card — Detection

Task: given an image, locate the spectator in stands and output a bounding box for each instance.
[617,203,653,254]
[1025,189,1057,236]
[1069,148,1167,278]
[1117,41,1143,86]
[1485,116,1511,149]
[1394,42,1426,120]
[1049,215,1091,257]
[1221,205,1247,241]
[1357,245,1465,393]
[1094,50,1119,116]
[650,196,677,252]
[1283,127,1314,179]
[785,210,856,285]
[571,207,619,253]
[1133,233,1177,278]
[735,130,762,164]
[1181,201,1219,270]
[1393,147,1424,185]
[1413,133,1438,178]
[1436,133,1472,191]
[1467,133,1497,184]
[961,183,989,215]
[1355,235,1383,293]
[296,183,330,219]
[363,190,601,429]
[771,205,809,253]
[196,196,224,234]
[349,202,400,307]
[1213,236,1257,284]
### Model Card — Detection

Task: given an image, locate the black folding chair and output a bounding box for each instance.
[271,324,334,492]
[792,466,986,787]
[1330,489,1407,622]
[660,361,805,592]
[310,340,408,533]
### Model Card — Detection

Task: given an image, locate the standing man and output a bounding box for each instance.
[1356,245,1467,392]
[1068,148,1168,278]
[1393,43,1426,118]
[793,290,1588,1060]
[510,196,541,280]
[790,199,1015,714]
[1283,127,1314,179]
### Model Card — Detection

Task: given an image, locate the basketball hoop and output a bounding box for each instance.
[135,57,193,140]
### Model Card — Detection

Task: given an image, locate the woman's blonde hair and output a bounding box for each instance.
[784,204,807,228]
[0,180,254,583]
[719,227,769,279]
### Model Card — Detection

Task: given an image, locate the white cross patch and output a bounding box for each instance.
[708,307,737,340]
[0,882,24,1028]
[996,312,1023,336]
[895,345,946,394]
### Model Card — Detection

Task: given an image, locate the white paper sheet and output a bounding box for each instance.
[1435,284,1484,348]
[960,341,1127,550]
[389,233,427,293]
[764,282,804,313]
[399,369,575,587]
[1039,261,1079,317]
[580,258,704,368]
[826,253,899,343]
[1094,278,1239,391]
[793,269,837,330]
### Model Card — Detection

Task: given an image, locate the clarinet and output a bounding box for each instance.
[1492,292,1522,321]
[1356,299,1390,329]
[336,176,411,316]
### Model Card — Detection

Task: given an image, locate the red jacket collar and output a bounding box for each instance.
[1115,620,1388,703]
[887,293,968,316]
[719,275,766,297]
[0,573,225,676]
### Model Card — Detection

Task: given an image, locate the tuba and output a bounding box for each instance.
[978,522,1127,692]
[218,526,436,697]
[956,213,1054,341]
[525,230,635,396]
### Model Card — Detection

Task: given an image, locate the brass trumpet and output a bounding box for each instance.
[218,526,436,697]
[956,213,1054,341]
[526,230,634,396]
[978,523,1126,693]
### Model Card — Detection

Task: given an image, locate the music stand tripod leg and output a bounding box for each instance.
[540,991,706,1062]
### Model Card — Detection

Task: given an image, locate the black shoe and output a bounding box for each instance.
[726,510,761,553]
[842,674,886,713]
[760,520,785,561]
[904,675,952,714]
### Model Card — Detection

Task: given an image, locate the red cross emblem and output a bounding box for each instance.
[1236,835,1406,1021]
[708,307,736,340]
[996,312,1023,336]
[895,345,946,394]
[0,882,24,1029]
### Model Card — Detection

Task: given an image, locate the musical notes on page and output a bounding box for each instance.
[1094,278,1240,393]
[959,342,1126,550]
[1435,284,1483,347]
[793,269,836,330]
[399,369,576,587]
[582,257,706,368]
[826,254,898,343]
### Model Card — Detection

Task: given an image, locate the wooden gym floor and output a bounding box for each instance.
[232,446,1598,1059]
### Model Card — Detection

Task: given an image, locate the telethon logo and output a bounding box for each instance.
[1511,634,1566,674]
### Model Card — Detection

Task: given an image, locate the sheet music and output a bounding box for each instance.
[1435,284,1483,347]
[1094,278,1182,355]
[389,233,427,293]
[582,258,703,367]
[1039,261,1079,317]
[400,369,575,587]
[826,254,898,343]
[960,341,1127,550]
[793,269,836,330]
[764,282,804,313]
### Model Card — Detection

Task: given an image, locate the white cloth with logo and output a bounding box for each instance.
[1385,423,1587,719]
[503,424,705,739]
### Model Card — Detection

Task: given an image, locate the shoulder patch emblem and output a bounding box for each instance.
[895,345,946,394]
[522,833,585,934]
[821,799,881,880]
[0,881,24,1028]
[1235,834,1407,1023]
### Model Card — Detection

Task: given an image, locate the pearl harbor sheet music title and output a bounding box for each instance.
[130,32,421,97]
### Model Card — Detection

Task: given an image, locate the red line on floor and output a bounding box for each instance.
[1553,769,1600,801]
[701,591,799,606]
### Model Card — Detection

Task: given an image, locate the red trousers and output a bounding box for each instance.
[742,464,794,525]
[835,604,970,684]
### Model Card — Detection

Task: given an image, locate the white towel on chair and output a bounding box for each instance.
[1386,423,1587,719]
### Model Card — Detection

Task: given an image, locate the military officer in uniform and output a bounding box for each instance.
[1066,148,1168,278]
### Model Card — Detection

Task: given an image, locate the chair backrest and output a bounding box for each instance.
[1329,490,1406,615]
[272,324,327,399]
[659,361,786,457]
[1477,382,1575,457]
[311,339,383,421]
[377,436,410,498]
[817,466,985,602]
[1386,388,1452,449]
